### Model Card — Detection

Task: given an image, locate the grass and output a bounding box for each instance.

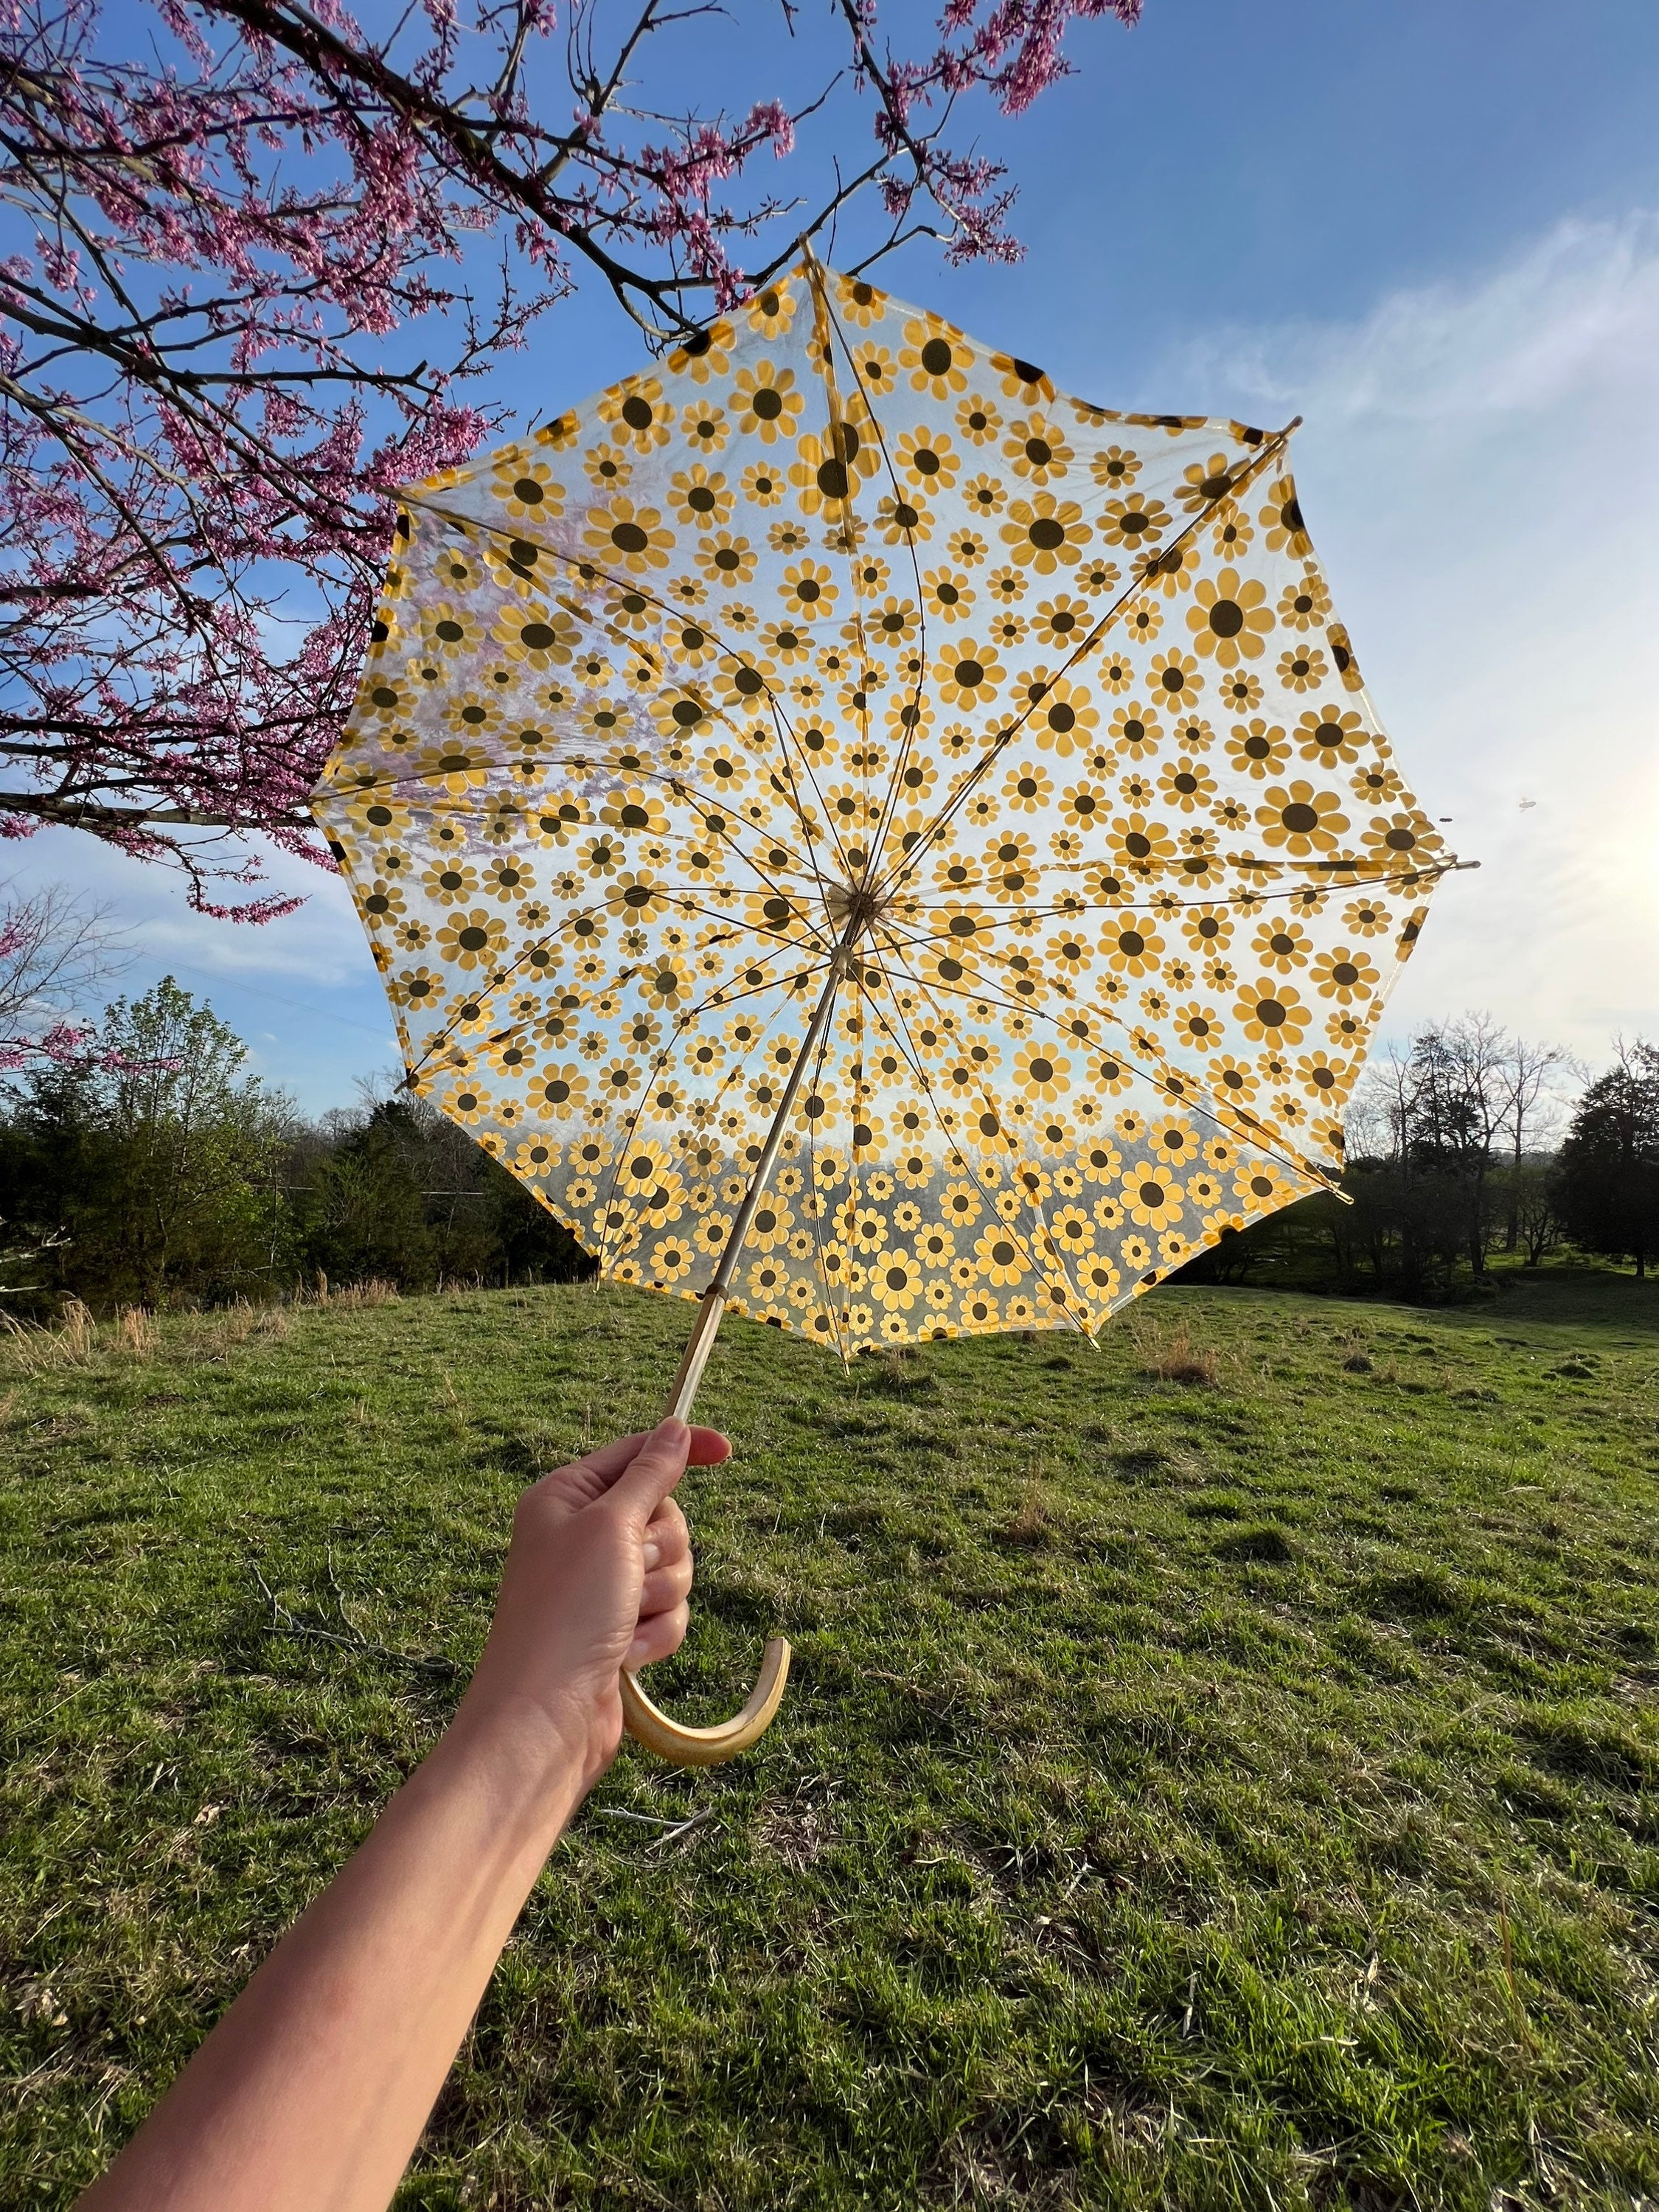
[1,1267,1657,2210]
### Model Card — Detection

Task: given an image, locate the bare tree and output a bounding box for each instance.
[1346,1014,1581,1281]
[1494,1034,1581,1249]
[1346,1040,1412,1163]
[0,880,129,1068]
[1508,1161,1562,1267]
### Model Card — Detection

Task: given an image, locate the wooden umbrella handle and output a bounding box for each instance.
[620,1287,794,1766]
[619,1637,791,1766]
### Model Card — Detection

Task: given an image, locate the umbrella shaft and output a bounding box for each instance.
[661,943,849,1423]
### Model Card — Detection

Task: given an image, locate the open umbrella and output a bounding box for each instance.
[313,252,1458,1764]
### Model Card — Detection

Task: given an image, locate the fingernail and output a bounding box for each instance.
[642,1542,661,1569]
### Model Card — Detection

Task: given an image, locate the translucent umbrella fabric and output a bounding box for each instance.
[313,261,1448,1356]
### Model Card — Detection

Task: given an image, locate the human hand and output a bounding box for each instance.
[455,1420,730,1791]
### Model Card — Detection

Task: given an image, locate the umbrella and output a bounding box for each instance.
[313,251,1457,1763]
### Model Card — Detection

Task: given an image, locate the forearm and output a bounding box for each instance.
[80,1698,586,2212]
[74,1419,709,2211]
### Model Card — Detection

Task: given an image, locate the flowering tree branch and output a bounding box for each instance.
[0,0,1140,911]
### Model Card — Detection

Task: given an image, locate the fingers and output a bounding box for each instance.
[525,1425,731,1521]
[606,1419,700,1529]
[641,1495,688,1572]
[639,1544,692,1622]
[574,1424,728,1486]
[523,1430,653,1518]
[627,1599,689,1670]
[571,1428,655,1480]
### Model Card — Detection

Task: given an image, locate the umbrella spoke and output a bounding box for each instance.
[854,947,1098,1332]
[395,885,836,1082]
[589,961,821,1276]
[796,988,853,1361]
[397,490,861,891]
[801,250,936,901]
[869,911,1340,1197]
[878,425,1304,897]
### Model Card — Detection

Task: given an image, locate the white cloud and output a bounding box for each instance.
[0,827,375,988]
[1185,213,1659,425]
[1163,215,1659,1068]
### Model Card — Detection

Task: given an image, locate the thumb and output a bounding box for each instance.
[604,1419,692,1531]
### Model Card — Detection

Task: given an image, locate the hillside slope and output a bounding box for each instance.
[2,1274,1656,2208]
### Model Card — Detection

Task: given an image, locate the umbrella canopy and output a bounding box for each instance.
[315,259,1449,1360]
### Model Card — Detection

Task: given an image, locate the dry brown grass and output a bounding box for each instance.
[198,1301,294,1354]
[295,1273,400,1311]
[999,1470,1057,1546]
[1134,1317,1222,1388]
[1,1294,305,1374]
[114,1306,158,1357]
[0,1298,97,1376]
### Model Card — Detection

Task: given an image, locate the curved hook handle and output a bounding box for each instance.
[619,1638,791,1767]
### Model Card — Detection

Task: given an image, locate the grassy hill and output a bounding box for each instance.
[1,1271,1656,2209]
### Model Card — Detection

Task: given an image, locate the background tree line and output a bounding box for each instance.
[0,969,1653,1318]
[1186,1018,1659,1299]
[0,977,587,1313]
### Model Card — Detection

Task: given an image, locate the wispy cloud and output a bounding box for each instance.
[1161,215,1659,1066]
[1176,212,1659,425]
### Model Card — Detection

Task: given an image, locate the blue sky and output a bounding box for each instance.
[15,0,1659,1110]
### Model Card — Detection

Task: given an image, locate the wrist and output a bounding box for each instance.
[437,1688,598,1845]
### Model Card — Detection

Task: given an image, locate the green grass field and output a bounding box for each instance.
[2,1270,1657,2210]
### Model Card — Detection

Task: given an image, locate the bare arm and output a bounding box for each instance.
[77,1417,727,2212]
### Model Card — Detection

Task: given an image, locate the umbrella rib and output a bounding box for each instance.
[873,886,1395,1154]
[897,947,1337,1199]
[876,421,1304,900]
[832,972,872,1331]
[394,489,855,891]
[581,956,835,1149]
[1221,852,1458,876]
[863,942,1099,1329]
[869,913,1342,1195]
[549,588,853,900]
[801,249,936,894]
[757,690,861,898]
[329,750,821,871]
[653,786,844,908]
[401,849,831,1066]
[793,256,885,891]
[588,995,773,1279]
[401,894,833,1085]
[798,250,892,879]
[886,852,1460,911]
[793,966,854,1363]
[830,958,883,1332]
[329,757,835,917]
[546,577,850,897]
[571,949,838,1280]
[842,954,923,1322]
[704,952,849,1319]
[864,960,1093,1322]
